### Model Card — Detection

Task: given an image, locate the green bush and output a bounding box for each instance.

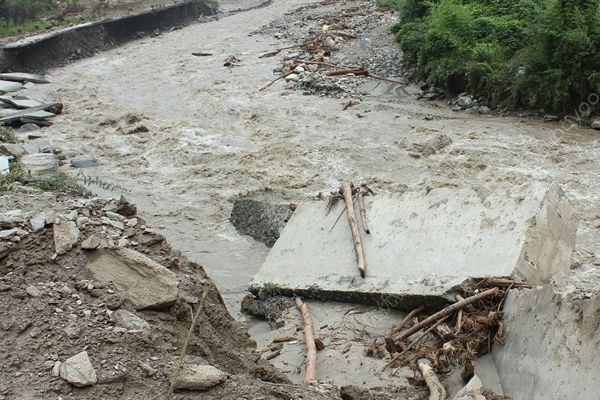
[385,0,600,112]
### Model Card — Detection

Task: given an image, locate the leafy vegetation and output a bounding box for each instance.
[0,0,86,38]
[0,124,18,143]
[383,0,600,113]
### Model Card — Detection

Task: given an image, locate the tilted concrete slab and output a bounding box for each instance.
[249,183,577,308]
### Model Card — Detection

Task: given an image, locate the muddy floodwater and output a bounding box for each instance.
[23,0,600,388]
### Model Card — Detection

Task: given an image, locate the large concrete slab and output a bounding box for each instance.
[493,286,600,400]
[249,183,577,307]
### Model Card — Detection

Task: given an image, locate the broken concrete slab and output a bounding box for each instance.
[0,96,42,109]
[86,248,179,309]
[0,155,10,175]
[0,80,23,93]
[0,73,49,84]
[249,183,577,308]
[0,103,61,124]
[493,286,600,400]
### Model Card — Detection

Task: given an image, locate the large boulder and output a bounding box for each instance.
[86,248,178,310]
[20,153,58,180]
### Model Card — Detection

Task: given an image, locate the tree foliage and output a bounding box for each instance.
[385,0,600,112]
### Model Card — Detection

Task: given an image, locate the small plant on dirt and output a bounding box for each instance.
[29,172,93,197]
[258,282,281,298]
[0,124,18,143]
[75,171,130,193]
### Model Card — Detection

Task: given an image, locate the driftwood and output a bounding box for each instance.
[418,359,447,400]
[341,182,366,278]
[383,315,449,371]
[259,44,302,58]
[259,70,296,91]
[390,305,425,336]
[455,295,464,335]
[326,68,367,76]
[342,99,360,111]
[479,278,533,289]
[192,52,213,56]
[392,288,500,342]
[357,191,370,234]
[296,297,317,384]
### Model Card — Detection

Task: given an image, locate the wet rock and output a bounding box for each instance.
[230,199,293,247]
[20,153,59,179]
[116,195,137,217]
[111,309,149,331]
[478,106,491,115]
[59,351,97,387]
[53,217,79,255]
[544,115,559,122]
[70,156,98,168]
[591,119,600,130]
[86,248,178,310]
[174,364,228,391]
[81,235,101,250]
[0,244,11,259]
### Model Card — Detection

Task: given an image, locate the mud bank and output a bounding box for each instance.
[0,0,217,72]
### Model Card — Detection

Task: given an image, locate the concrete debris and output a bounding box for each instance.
[453,376,486,400]
[53,217,80,255]
[230,199,293,247]
[493,286,600,400]
[0,73,49,84]
[174,364,228,391]
[85,248,179,309]
[0,155,10,175]
[20,153,59,179]
[250,183,577,306]
[111,309,150,331]
[0,96,42,109]
[59,351,97,387]
[0,80,23,93]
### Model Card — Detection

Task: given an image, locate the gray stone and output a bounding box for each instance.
[0,229,17,240]
[250,183,577,307]
[70,156,98,168]
[81,235,101,250]
[111,309,149,331]
[59,351,97,387]
[174,364,228,391]
[20,153,58,179]
[0,143,27,157]
[30,214,46,232]
[53,217,79,255]
[285,73,299,82]
[0,209,24,227]
[26,285,42,298]
[478,106,491,115]
[51,361,62,377]
[591,119,600,130]
[16,123,40,133]
[102,217,124,230]
[544,115,559,122]
[453,375,486,400]
[451,104,462,112]
[86,248,179,310]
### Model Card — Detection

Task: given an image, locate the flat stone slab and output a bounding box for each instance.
[0,73,49,84]
[0,96,42,109]
[0,81,23,93]
[249,183,577,308]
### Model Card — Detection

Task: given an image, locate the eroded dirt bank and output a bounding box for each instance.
[10,0,600,396]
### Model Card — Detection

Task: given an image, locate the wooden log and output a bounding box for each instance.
[455,295,464,335]
[259,70,296,91]
[296,297,317,384]
[390,305,425,335]
[341,182,366,278]
[418,359,447,400]
[326,68,367,76]
[383,315,449,371]
[391,288,500,342]
[357,192,370,234]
